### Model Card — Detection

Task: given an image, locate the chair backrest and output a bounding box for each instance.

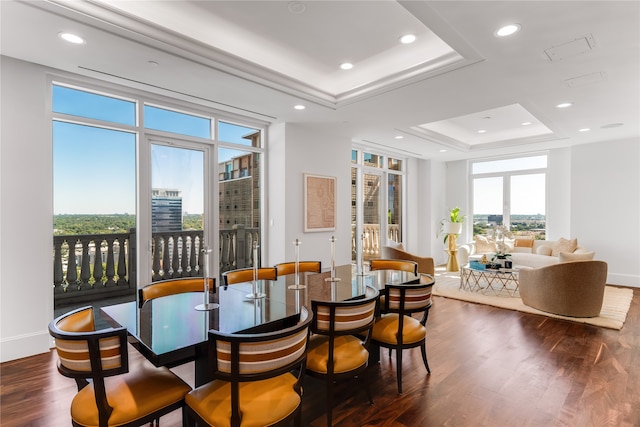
[207,306,312,426]
[370,259,418,275]
[138,277,214,308]
[380,274,435,317]
[209,306,312,380]
[222,267,277,287]
[311,286,379,335]
[49,306,129,378]
[275,261,322,276]
[49,306,130,426]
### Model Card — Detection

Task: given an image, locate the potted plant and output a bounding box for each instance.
[439,206,466,244]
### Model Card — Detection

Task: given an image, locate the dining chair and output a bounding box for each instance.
[184,306,313,427]
[306,286,380,427]
[369,258,418,275]
[138,277,214,308]
[275,260,322,276]
[48,306,191,427]
[222,267,278,288]
[371,274,435,393]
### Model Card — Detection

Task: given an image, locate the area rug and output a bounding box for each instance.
[433,268,634,330]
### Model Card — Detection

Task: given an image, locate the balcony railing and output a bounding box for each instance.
[351,223,400,261]
[53,225,260,308]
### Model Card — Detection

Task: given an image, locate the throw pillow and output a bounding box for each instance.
[559,251,595,263]
[513,238,534,253]
[552,237,578,256]
[536,245,553,256]
[474,235,497,253]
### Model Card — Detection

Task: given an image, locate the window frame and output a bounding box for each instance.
[51,75,269,289]
[469,152,549,237]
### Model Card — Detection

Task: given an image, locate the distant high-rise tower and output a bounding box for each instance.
[152,188,182,232]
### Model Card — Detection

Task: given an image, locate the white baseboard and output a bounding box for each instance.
[0,330,51,363]
[607,272,639,288]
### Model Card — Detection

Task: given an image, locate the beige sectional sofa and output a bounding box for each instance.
[457,237,594,269]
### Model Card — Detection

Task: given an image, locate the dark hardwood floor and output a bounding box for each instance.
[2,289,639,426]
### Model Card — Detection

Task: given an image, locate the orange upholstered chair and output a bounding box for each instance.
[222,267,277,288]
[306,286,379,427]
[371,274,435,393]
[369,259,418,275]
[184,306,313,427]
[49,306,191,427]
[138,277,214,308]
[275,261,322,276]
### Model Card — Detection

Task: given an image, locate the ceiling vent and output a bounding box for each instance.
[545,34,596,61]
[564,71,607,88]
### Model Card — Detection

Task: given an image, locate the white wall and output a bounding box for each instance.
[267,123,352,269]
[571,138,640,286]
[1,57,54,361]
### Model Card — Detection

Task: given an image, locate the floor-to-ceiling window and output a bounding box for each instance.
[52,81,267,314]
[471,154,547,240]
[351,148,405,264]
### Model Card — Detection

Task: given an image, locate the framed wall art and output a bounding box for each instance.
[304,173,336,232]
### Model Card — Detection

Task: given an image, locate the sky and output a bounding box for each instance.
[53,85,258,215]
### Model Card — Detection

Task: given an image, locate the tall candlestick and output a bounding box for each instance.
[359,232,368,275]
[195,246,218,311]
[295,238,300,283]
[246,241,265,299]
[253,242,258,282]
[325,236,340,283]
[288,238,306,290]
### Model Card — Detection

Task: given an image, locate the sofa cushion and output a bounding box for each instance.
[559,251,595,263]
[474,235,497,253]
[552,237,578,256]
[536,246,552,256]
[513,238,534,253]
[510,253,559,268]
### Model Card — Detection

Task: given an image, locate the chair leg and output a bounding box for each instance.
[363,367,374,405]
[396,347,403,394]
[421,343,431,374]
[294,406,302,427]
[326,378,333,427]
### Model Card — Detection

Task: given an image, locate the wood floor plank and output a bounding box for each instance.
[2,288,639,426]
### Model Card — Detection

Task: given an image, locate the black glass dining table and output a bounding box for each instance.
[100,264,425,386]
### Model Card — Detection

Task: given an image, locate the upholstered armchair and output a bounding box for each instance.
[381,245,435,275]
[519,260,608,317]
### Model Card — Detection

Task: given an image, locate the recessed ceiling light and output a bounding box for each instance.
[439,149,447,153]
[521,122,532,126]
[58,32,85,44]
[556,102,573,108]
[395,135,404,139]
[478,129,487,134]
[578,128,591,132]
[340,62,353,70]
[294,105,305,110]
[399,34,416,44]
[495,24,521,37]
